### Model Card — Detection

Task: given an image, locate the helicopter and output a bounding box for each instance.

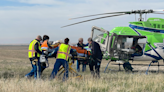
[62,9,164,74]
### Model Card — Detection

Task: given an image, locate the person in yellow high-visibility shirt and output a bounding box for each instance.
[25,35,42,79]
[48,38,74,81]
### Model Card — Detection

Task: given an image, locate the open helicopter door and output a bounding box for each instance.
[107,34,147,60]
[106,33,118,58]
[91,26,110,52]
[104,33,119,73]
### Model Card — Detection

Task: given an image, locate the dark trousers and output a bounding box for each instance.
[40,57,48,74]
[40,51,48,74]
[76,60,86,72]
[40,62,46,74]
[89,60,101,76]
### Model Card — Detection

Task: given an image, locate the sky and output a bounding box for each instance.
[0,0,164,44]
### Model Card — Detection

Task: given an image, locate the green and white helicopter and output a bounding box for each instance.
[62,9,164,74]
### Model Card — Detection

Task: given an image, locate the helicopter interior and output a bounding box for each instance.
[116,36,147,57]
[105,34,146,63]
[91,26,147,58]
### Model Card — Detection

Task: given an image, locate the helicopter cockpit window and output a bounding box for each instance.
[153,24,156,28]
[92,29,107,45]
[138,38,147,48]
[162,25,164,28]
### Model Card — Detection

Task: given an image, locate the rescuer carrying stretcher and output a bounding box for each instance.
[48,38,75,81]
[40,35,52,74]
[25,35,42,79]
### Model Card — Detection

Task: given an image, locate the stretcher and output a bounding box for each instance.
[71,46,91,56]
[50,43,91,56]
[57,56,87,79]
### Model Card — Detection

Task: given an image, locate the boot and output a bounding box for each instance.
[91,71,95,78]
[96,73,100,79]
[95,71,100,79]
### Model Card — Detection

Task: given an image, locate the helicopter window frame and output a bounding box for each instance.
[162,25,164,28]
[91,26,109,51]
[153,24,156,28]
[117,35,147,51]
[158,24,160,28]
[92,30,106,44]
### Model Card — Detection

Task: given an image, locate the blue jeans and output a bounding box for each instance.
[76,60,86,72]
[50,59,69,81]
[25,58,41,79]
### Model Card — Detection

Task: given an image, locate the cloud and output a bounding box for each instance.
[1,0,164,44]
[8,0,64,5]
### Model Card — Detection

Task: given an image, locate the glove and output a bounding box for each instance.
[97,62,100,66]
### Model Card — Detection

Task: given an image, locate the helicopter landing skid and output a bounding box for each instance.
[104,60,122,73]
[104,60,111,73]
[145,60,159,75]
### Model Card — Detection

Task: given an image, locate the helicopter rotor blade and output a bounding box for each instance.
[69,9,164,20]
[153,9,164,12]
[69,11,130,20]
[62,13,126,28]
[153,13,164,14]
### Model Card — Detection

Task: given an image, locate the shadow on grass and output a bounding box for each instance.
[105,69,164,74]
[0,71,15,78]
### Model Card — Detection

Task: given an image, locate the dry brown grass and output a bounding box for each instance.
[0,45,164,92]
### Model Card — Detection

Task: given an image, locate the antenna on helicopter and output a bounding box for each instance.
[61,9,164,28]
[139,10,143,21]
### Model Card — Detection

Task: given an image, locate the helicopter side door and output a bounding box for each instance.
[106,33,118,57]
[91,26,110,52]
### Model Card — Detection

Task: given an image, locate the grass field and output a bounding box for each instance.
[0,45,164,92]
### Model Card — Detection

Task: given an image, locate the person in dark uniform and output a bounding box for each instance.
[77,38,88,49]
[88,37,103,78]
[76,38,88,72]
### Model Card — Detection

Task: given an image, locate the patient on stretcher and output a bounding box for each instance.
[48,40,91,58]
